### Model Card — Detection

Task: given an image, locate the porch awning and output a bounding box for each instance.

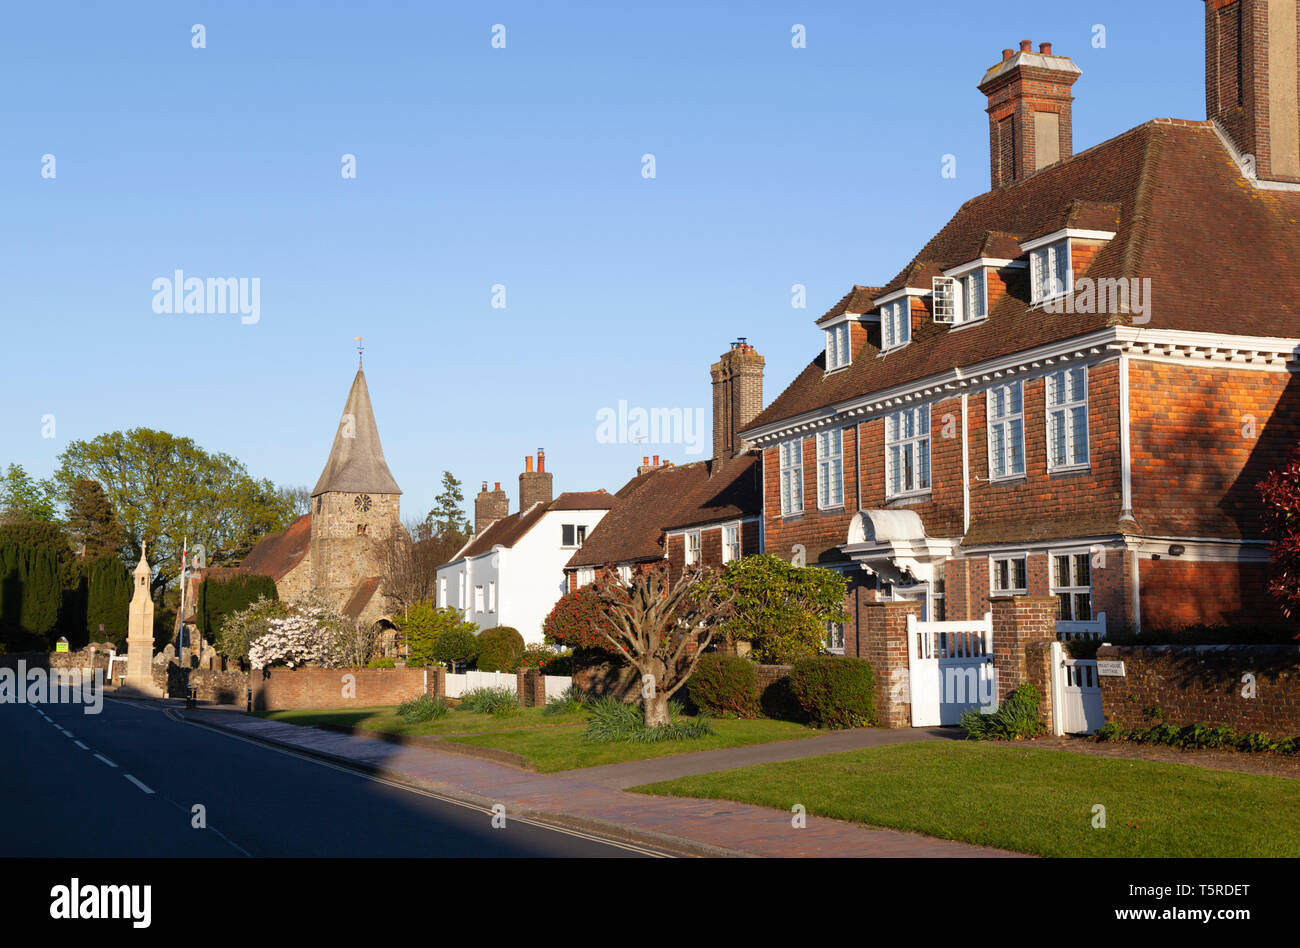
[842,510,956,585]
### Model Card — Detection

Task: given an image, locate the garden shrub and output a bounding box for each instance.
[961,683,1045,740]
[367,657,396,668]
[543,685,586,716]
[581,696,713,744]
[458,686,520,717]
[396,693,449,723]
[1096,718,1299,754]
[476,626,525,672]
[687,653,760,718]
[788,655,875,728]
[433,626,479,671]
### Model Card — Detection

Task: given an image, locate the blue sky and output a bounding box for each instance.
[1,1,1205,523]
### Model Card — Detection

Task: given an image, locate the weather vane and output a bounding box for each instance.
[355,336,364,367]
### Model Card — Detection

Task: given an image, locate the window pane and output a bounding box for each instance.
[1009,418,1024,474]
[1014,558,1027,590]
[1057,592,1071,620]
[1053,555,1068,587]
[562,524,575,546]
[1074,553,1090,587]
[918,439,930,489]
[1074,593,1091,621]
[1070,405,1088,463]
[991,425,1005,478]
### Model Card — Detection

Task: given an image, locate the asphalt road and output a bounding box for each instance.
[1,696,663,857]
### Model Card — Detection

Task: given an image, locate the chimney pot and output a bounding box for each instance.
[653,455,660,465]
[979,40,1080,188]
[1002,48,1014,62]
[481,481,488,492]
[1039,42,1052,55]
[494,482,501,491]
[537,449,545,473]
[1019,39,1032,52]
[524,455,533,474]
[643,456,649,466]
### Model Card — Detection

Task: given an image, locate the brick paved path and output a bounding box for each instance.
[186,709,1021,858]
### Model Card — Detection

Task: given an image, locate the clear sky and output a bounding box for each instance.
[2,1,1205,524]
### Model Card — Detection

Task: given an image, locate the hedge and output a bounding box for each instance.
[789,655,875,729]
[687,653,760,718]
[476,626,525,672]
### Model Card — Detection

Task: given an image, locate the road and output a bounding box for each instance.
[1,696,664,857]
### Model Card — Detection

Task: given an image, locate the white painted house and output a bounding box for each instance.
[437,455,616,643]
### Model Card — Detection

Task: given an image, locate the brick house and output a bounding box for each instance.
[740,8,1300,646]
[563,342,765,592]
[437,451,616,642]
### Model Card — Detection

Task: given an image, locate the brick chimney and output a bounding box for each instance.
[519,450,553,510]
[710,340,765,462]
[978,40,1082,188]
[474,480,508,534]
[1206,0,1300,183]
[636,454,665,476]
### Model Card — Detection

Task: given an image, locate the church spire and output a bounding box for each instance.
[311,367,402,497]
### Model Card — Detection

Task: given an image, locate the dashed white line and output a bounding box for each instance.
[93,753,118,768]
[123,774,154,794]
[74,741,89,750]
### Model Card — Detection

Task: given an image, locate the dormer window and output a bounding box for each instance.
[1029,240,1071,304]
[825,323,851,371]
[881,299,910,350]
[935,270,989,325]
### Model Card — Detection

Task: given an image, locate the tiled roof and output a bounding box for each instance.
[746,119,1300,435]
[816,285,883,325]
[566,453,761,569]
[311,369,402,497]
[238,514,311,581]
[449,491,618,563]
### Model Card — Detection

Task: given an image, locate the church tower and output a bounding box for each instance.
[309,366,402,619]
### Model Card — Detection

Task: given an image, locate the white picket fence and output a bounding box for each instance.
[443,670,572,700]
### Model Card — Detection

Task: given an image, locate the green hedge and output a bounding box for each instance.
[687,654,760,718]
[789,655,875,728]
[476,626,525,672]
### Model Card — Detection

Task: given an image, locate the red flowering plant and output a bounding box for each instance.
[518,643,564,672]
[1258,445,1300,627]
[542,583,620,652]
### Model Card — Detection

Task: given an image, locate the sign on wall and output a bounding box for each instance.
[1096,660,1126,677]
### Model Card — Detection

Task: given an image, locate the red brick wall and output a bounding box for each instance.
[1097,643,1300,736]
[1140,558,1283,628]
[249,666,432,711]
[1129,360,1300,540]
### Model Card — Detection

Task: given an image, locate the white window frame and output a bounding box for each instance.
[1029,240,1072,304]
[989,554,1029,596]
[880,299,911,350]
[815,429,844,509]
[962,269,987,322]
[825,322,851,371]
[617,565,632,584]
[722,523,741,563]
[986,381,1025,481]
[438,576,447,608]
[932,277,957,324]
[486,580,496,613]
[1049,549,1092,621]
[885,405,930,499]
[561,523,587,548]
[779,439,804,516]
[685,530,701,567]
[473,585,485,613]
[1046,366,1090,472]
[824,620,846,655]
[577,567,594,587]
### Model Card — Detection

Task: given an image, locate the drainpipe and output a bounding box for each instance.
[961,393,970,536]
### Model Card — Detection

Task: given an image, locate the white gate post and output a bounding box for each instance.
[1049,640,1065,736]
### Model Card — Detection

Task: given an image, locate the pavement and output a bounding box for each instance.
[182,702,1021,858]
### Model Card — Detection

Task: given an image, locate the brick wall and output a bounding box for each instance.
[990,596,1057,703]
[248,666,432,711]
[1140,558,1283,628]
[856,601,920,727]
[754,664,806,721]
[1097,642,1300,736]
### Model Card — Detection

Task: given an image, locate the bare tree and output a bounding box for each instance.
[590,565,737,727]
[379,519,440,617]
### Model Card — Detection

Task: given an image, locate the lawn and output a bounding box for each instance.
[256,705,589,737]
[631,741,1300,857]
[447,716,814,772]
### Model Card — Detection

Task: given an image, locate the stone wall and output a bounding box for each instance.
[151,663,250,703]
[1097,643,1300,736]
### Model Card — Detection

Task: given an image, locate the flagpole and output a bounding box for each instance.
[177,537,188,666]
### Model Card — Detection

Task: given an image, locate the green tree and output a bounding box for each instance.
[709,554,849,664]
[197,573,278,641]
[65,478,125,559]
[54,428,296,596]
[81,555,132,647]
[421,472,473,566]
[0,542,62,650]
[394,601,477,667]
[432,624,479,672]
[0,463,58,523]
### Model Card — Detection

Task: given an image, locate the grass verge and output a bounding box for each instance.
[630,741,1300,857]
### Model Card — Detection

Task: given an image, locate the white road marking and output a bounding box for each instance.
[123,774,154,794]
[175,713,671,857]
[93,753,118,768]
[74,741,89,750]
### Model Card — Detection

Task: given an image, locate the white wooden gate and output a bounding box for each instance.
[1056,611,1106,642]
[907,613,995,727]
[1050,641,1104,734]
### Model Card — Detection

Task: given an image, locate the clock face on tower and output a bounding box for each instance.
[354,494,372,513]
